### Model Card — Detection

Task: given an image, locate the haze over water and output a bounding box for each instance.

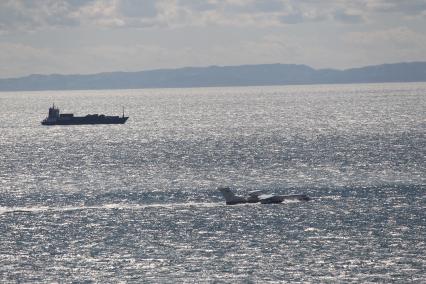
[0,83,425,282]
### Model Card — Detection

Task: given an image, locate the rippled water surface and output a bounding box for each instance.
[0,84,425,282]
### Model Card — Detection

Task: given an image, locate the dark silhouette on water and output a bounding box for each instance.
[217,187,310,205]
[41,104,128,125]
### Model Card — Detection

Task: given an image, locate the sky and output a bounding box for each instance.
[1,0,426,78]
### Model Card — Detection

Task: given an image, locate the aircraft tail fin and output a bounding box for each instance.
[217,187,246,205]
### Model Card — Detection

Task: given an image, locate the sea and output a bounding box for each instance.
[0,83,425,283]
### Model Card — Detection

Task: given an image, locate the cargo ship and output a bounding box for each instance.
[41,104,128,125]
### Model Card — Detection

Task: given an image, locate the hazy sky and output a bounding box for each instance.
[1,0,426,78]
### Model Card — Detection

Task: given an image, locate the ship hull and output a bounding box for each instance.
[41,117,128,125]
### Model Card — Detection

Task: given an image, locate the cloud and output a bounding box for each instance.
[6,0,425,33]
[0,0,162,32]
[365,0,426,16]
[0,0,79,32]
[0,0,395,33]
[333,9,364,24]
[119,0,158,18]
[1,0,426,78]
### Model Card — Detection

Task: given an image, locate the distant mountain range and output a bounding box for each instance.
[1,62,426,91]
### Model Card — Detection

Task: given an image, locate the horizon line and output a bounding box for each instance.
[2,60,425,80]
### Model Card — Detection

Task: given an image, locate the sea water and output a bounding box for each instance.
[0,83,425,282]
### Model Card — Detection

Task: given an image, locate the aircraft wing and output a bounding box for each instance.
[277,194,310,201]
[259,194,310,204]
[258,194,283,204]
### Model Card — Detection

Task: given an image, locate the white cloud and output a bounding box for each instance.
[333,9,364,24]
[0,0,80,32]
[0,0,426,77]
[1,0,426,33]
[0,0,388,33]
[365,0,426,15]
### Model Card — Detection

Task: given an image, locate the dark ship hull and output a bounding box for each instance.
[41,105,129,126]
[42,116,128,125]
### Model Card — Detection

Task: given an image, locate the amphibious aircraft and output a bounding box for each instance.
[217,187,310,205]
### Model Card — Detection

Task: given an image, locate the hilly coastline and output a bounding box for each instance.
[1,62,426,91]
